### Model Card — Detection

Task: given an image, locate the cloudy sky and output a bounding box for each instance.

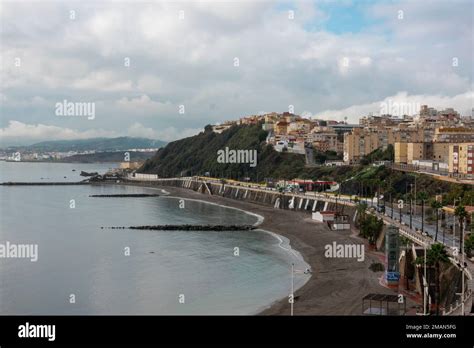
[0,0,472,145]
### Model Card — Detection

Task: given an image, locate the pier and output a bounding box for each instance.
[103,224,257,231]
[0,181,90,186]
[89,193,160,197]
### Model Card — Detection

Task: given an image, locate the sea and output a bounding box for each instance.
[0,161,309,315]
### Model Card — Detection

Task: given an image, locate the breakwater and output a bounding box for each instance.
[0,181,89,186]
[103,224,256,231]
[89,193,160,197]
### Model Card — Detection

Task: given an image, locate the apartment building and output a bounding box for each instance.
[433,127,474,143]
[343,128,383,163]
[394,142,451,164]
[449,143,474,177]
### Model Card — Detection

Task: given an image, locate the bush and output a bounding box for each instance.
[369,262,385,272]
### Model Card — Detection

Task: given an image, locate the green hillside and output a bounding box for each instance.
[140,124,305,179]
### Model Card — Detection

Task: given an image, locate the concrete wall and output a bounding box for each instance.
[144,178,357,224]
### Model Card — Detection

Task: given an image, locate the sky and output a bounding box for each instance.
[0,0,473,145]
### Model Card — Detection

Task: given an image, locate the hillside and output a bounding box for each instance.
[4,137,166,152]
[140,124,306,179]
[59,151,155,163]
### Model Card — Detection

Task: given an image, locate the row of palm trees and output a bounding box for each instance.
[355,186,470,315]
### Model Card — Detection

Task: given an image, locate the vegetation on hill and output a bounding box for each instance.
[140,123,474,206]
[360,144,394,165]
[140,124,306,180]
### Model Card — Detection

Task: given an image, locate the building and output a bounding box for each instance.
[119,161,142,170]
[329,214,351,230]
[449,143,474,178]
[274,121,289,135]
[343,128,383,163]
[394,142,407,163]
[312,211,336,222]
[433,127,474,143]
[394,142,451,165]
[212,123,233,133]
[307,127,341,153]
[385,225,400,287]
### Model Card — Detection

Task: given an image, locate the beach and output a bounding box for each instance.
[128,183,398,315]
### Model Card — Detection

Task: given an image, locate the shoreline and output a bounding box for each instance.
[121,182,397,315]
[122,183,312,315]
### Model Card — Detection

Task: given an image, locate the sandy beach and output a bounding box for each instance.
[124,183,400,315]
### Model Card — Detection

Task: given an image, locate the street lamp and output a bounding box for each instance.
[390,192,394,219]
[399,199,402,223]
[453,197,461,249]
[409,183,414,230]
[291,262,294,316]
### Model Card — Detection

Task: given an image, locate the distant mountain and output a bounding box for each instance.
[59,151,156,163]
[5,137,166,152]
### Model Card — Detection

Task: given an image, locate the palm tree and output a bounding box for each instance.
[415,243,450,315]
[356,201,368,227]
[431,200,443,242]
[418,191,429,234]
[455,205,468,254]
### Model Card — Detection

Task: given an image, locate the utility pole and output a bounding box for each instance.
[423,244,427,315]
[461,222,465,316]
[390,193,394,219]
[383,192,386,215]
[290,263,294,316]
[399,200,402,223]
[453,198,458,249]
[409,184,413,230]
[421,198,425,235]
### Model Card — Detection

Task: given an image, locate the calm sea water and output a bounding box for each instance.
[0,162,309,314]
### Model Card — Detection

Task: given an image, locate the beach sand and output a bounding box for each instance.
[125,183,402,315]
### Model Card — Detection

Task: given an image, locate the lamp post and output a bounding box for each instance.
[423,244,428,315]
[399,200,402,224]
[409,184,414,230]
[390,193,394,219]
[453,198,459,249]
[290,263,294,316]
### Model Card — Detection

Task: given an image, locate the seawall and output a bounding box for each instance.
[124,178,358,224]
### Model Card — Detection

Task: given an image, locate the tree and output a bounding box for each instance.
[415,243,449,315]
[356,201,368,227]
[418,191,429,234]
[464,233,474,258]
[430,200,443,242]
[360,214,384,245]
[455,205,468,253]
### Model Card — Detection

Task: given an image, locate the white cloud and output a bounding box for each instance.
[0,120,117,143]
[127,122,201,141]
[313,91,474,122]
[0,0,471,144]
[0,120,202,145]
